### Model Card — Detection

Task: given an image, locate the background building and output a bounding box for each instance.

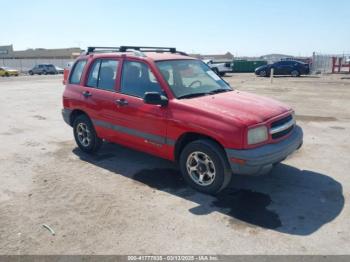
[0,45,81,71]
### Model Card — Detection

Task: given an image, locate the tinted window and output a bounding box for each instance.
[98,60,118,91]
[87,60,101,88]
[121,61,163,98]
[86,59,118,91]
[69,60,87,85]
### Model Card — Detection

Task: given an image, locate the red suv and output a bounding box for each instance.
[62,46,303,194]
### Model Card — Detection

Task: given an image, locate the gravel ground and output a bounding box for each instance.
[0,73,349,254]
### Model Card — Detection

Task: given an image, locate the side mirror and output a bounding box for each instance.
[143,92,168,106]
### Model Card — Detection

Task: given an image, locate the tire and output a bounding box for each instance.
[73,114,102,154]
[179,139,232,195]
[5,72,9,77]
[291,70,300,77]
[29,71,34,75]
[43,71,47,75]
[259,70,267,77]
[219,72,226,77]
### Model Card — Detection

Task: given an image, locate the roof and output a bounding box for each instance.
[81,51,195,61]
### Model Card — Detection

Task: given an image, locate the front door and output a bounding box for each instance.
[112,59,170,159]
[274,61,291,75]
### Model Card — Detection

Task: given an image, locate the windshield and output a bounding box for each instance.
[156,60,232,99]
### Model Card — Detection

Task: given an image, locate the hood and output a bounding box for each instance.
[178,90,291,126]
[255,64,269,71]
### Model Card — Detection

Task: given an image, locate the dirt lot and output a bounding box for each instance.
[0,74,349,254]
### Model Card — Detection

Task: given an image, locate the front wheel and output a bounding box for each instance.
[259,70,267,77]
[179,139,232,195]
[73,114,102,154]
[291,70,300,77]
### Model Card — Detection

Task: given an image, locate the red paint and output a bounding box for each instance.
[63,52,293,161]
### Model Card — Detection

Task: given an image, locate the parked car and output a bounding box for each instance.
[0,66,19,77]
[28,64,58,75]
[204,59,232,76]
[255,60,310,77]
[55,66,64,74]
[63,62,74,85]
[62,46,303,194]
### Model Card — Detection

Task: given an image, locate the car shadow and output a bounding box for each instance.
[72,142,344,236]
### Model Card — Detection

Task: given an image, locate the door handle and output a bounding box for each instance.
[115,98,128,106]
[82,91,92,98]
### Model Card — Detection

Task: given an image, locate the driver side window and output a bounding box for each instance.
[121,61,163,98]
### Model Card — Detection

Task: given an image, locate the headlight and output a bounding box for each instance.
[248,126,268,145]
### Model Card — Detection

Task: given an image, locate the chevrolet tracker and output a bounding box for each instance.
[62,46,303,194]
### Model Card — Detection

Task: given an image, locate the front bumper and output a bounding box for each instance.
[225,125,303,175]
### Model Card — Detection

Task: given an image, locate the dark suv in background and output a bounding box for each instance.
[28,64,58,75]
[255,60,310,77]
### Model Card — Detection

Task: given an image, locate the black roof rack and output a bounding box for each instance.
[86,47,120,55]
[86,46,188,56]
[119,46,176,53]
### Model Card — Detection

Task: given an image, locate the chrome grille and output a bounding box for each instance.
[270,114,295,139]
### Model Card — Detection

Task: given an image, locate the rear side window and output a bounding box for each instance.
[69,60,87,84]
[87,60,101,87]
[87,59,119,91]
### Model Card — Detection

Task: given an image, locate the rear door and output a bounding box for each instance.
[80,58,123,141]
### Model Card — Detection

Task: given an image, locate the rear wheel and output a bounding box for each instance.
[73,114,102,154]
[179,139,232,195]
[43,71,47,75]
[29,71,34,75]
[5,72,9,77]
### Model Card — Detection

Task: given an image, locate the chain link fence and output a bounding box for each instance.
[312,52,350,74]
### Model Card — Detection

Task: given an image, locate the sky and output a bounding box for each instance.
[1,0,350,56]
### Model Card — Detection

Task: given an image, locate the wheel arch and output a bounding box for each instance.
[174,132,226,163]
[69,109,90,126]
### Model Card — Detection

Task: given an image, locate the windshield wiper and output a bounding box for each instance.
[208,88,232,94]
[177,89,232,99]
[177,92,211,99]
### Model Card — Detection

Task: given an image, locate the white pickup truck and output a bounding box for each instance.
[203,59,232,76]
